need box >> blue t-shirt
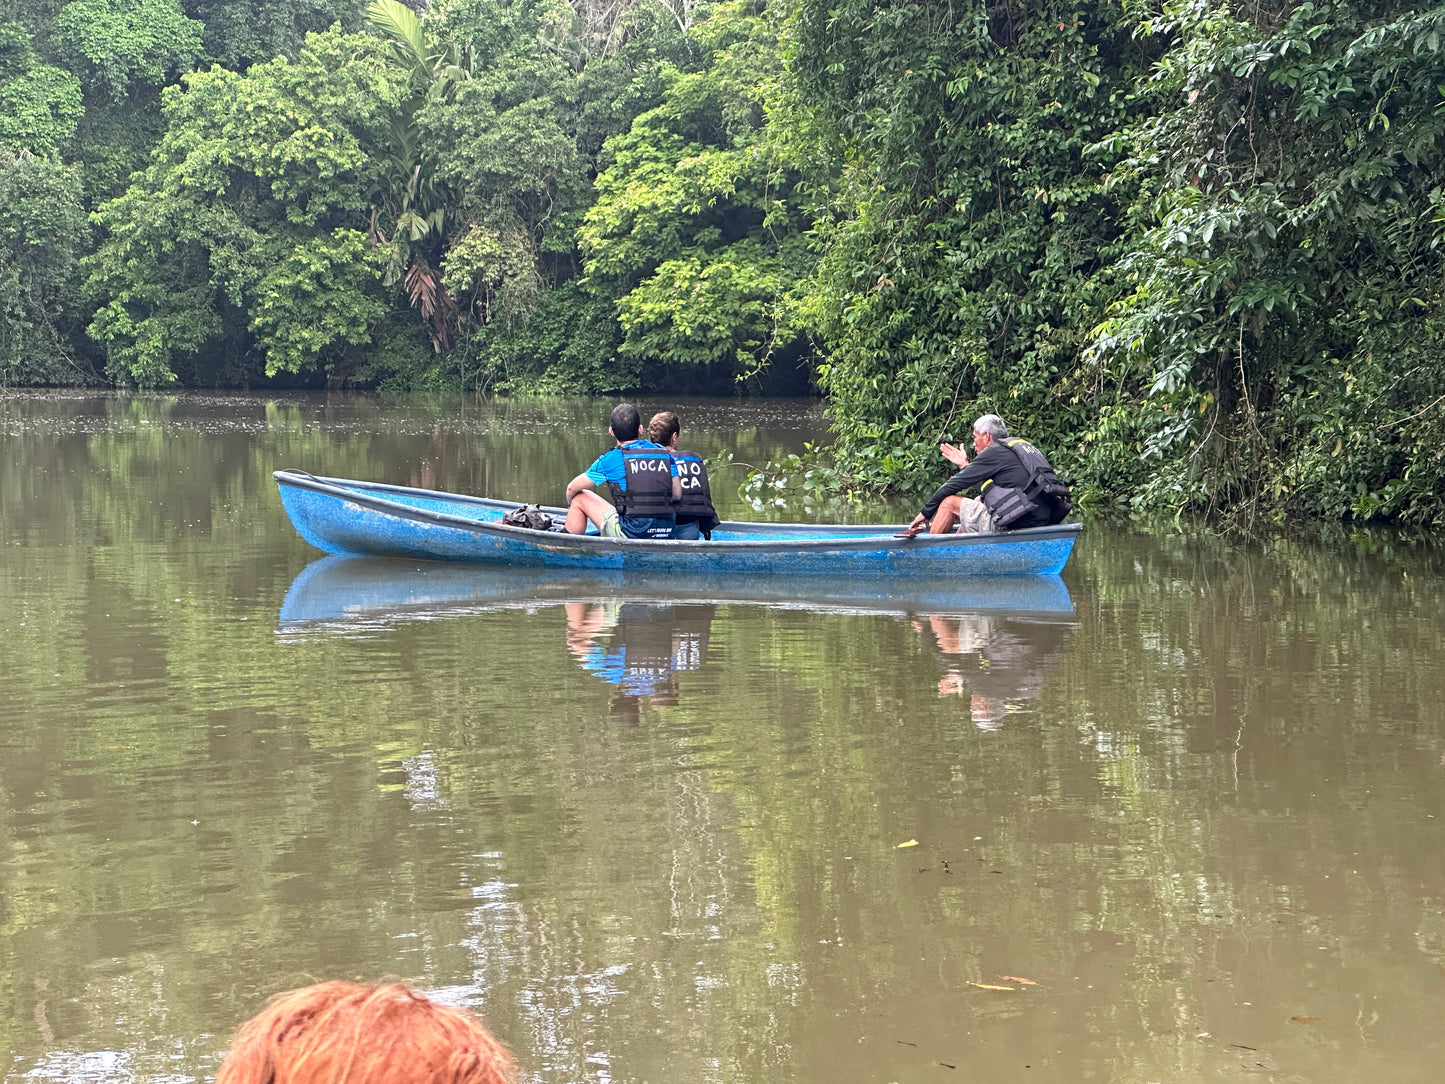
[578,626,705,696]
[585,440,679,489]
[579,646,673,696]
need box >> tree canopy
[4,0,1445,527]
[83,27,401,384]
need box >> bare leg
[566,489,615,534]
[564,602,607,657]
[931,495,996,534]
[928,614,961,654]
[929,494,963,534]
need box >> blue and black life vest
[978,438,1072,528]
[672,449,719,536]
[608,444,675,518]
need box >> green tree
[0,149,89,384]
[180,0,362,71]
[580,0,814,379]
[1087,1,1445,528]
[788,0,1158,495]
[83,27,403,385]
[0,19,84,155]
[421,0,592,350]
[786,0,1445,530]
[364,0,473,351]
[413,0,698,390]
[49,0,204,200]
[51,0,203,101]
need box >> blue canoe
[274,470,1081,577]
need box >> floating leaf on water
[967,981,1015,991]
[1290,1015,1320,1024]
[999,976,1038,986]
[896,839,920,848]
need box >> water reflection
[565,602,714,719]
[279,558,1078,727]
[912,612,1074,729]
[277,556,1077,634]
[10,392,1445,1084]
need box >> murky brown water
[3,391,1444,1083]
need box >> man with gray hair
[903,414,1071,536]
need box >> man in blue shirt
[564,403,680,538]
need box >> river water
[2,391,1443,1083]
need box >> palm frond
[366,0,426,68]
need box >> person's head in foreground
[215,981,515,1084]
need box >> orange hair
[214,981,515,1084]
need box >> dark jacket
[919,440,1068,529]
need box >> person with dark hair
[648,410,720,540]
[902,413,1071,536]
[214,980,515,1084]
[565,403,680,538]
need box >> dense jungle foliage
[2,0,1444,528]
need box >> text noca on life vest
[626,459,670,472]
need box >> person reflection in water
[214,980,514,1084]
[565,600,714,720]
[913,613,1072,730]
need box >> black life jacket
[609,603,695,694]
[608,443,676,519]
[978,438,1072,528]
[672,450,720,536]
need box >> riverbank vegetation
[2,0,1443,527]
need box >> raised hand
[940,442,969,468]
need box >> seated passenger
[648,410,720,539]
[564,402,680,538]
[903,414,1071,536]
[214,980,515,1084]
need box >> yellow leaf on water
[896,839,920,848]
[967,982,1015,991]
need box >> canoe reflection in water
[278,556,1077,634]
[913,612,1075,730]
[277,558,1076,724]
[565,601,714,722]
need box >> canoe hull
[275,470,1080,577]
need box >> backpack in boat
[501,503,554,531]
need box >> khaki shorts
[600,510,624,538]
[956,497,997,534]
